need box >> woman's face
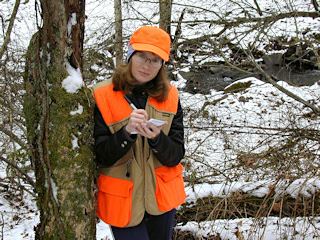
[131,51,162,85]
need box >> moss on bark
[23,1,96,239]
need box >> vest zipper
[126,158,133,177]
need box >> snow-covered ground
[1,0,320,239]
[2,76,320,239]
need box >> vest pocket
[97,174,134,227]
[154,164,186,212]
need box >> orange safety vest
[92,78,186,228]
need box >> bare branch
[0,0,21,61]
[0,95,24,117]
[312,0,320,12]
[172,11,320,26]
[0,124,26,148]
[251,57,320,115]
[0,155,36,191]
[253,0,263,16]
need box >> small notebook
[131,118,166,134]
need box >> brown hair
[112,60,170,102]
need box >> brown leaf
[234,230,245,240]
[246,158,255,167]
[272,202,281,212]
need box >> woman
[92,26,186,240]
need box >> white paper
[148,118,166,126]
[131,118,166,134]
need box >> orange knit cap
[129,26,171,62]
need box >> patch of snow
[62,62,84,93]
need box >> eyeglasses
[134,53,162,68]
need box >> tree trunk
[114,0,123,66]
[159,0,172,35]
[23,1,96,239]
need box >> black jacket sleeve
[147,100,185,167]
[93,105,137,167]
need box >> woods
[1,0,320,239]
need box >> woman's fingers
[126,109,148,134]
[140,121,168,139]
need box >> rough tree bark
[23,0,96,239]
[159,0,172,35]
[114,0,123,66]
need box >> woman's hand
[141,120,168,141]
[125,109,148,134]
[125,109,168,140]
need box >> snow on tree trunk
[23,1,96,239]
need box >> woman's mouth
[139,71,149,77]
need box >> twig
[252,59,320,115]
[1,212,4,240]
[0,0,21,60]
[0,156,36,191]
[0,125,26,149]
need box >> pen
[124,96,138,110]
